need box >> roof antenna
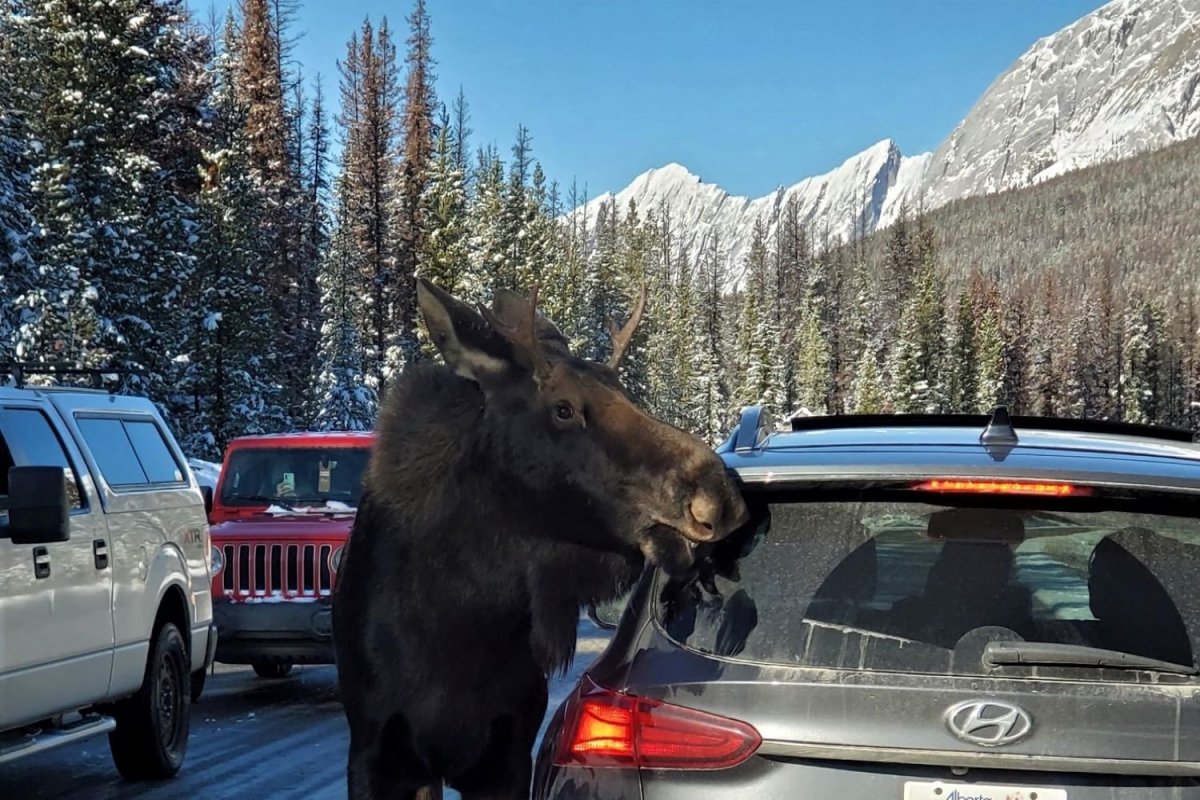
[981,405,1018,460]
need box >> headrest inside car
[926,508,1025,544]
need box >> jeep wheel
[109,622,191,780]
[253,661,294,679]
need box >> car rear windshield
[220,447,369,508]
[656,488,1200,679]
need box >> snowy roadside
[188,457,221,491]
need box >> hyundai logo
[944,699,1032,747]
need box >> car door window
[123,420,185,484]
[0,407,86,511]
[76,417,148,487]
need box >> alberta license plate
[904,781,1067,800]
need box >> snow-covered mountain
[922,0,1200,207]
[578,141,929,278]
[576,0,1200,285]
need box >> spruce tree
[420,111,470,298]
[395,0,436,366]
[0,37,38,363]
[180,19,288,457]
[316,189,378,430]
[335,18,404,390]
[236,0,307,420]
[10,0,204,405]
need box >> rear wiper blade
[984,641,1197,675]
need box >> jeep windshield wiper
[237,495,293,510]
[984,641,1197,675]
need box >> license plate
[904,781,1067,800]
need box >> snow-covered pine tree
[179,17,288,457]
[0,28,38,362]
[887,257,946,413]
[734,218,785,412]
[465,146,508,305]
[850,344,885,414]
[1122,295,1167,424]
[577,198,622,362]
[236,0,307,422]
[394,0,437,367]
[10,0,204,406]
[420,109,469,299]
[946,283,978,412]
[612,201,654,405]
[690,234,732,443]
[793,294,832,414]
[974,291,1005,413]
[316,188,378,431]
[335,18,404,391]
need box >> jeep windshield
[658,486,1200,680]
[219,447,370,509]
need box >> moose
[332,278,748,800]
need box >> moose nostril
[689,496,719,533]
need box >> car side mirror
[201,485,214,517]
[5,466,70,545]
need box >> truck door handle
[32,546,50,579]
[93,539,109,570]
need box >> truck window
[123,420,185,484]
[0,407,85,510]
[76,417,149,487]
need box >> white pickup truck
[0,378,216,780]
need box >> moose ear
[416,278,514,383]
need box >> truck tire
[109,622,191,780]
[253,660,293,679]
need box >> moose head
[415,278,748,572]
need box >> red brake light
[913,479,1090,497]
[554,677,761,770]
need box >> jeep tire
[253,660,293,679]
[109,622,191,780]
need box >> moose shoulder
[332,279,748,800]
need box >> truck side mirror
[201,485,214,517]
[5,466,70,545]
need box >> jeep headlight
[210,545,224,577]
[330,545,344,572]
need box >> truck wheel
[252,661,293,679]
[109,622,191,780]
[190,667,207,703]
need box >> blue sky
[202,0,1104,199]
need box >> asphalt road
[0,618,613,800]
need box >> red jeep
[208,431,375,677]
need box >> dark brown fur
[333,281,747,800]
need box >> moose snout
[683,466,749,543]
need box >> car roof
[719,407,1200,493]
[0,384,161,416]
[226,431,377,449]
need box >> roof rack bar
[787,410,1195,444]
[0,362,148,391]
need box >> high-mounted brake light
[554,677,761,770]
[914,479,1091,497]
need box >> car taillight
[553,676,761,770]
[913,478,1090,497]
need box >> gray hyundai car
[533,406,1200,800]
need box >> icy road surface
[0,616,613,799]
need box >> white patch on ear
[418,281,511,383]
[457,350,509,381]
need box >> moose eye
[554,402,575,422]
